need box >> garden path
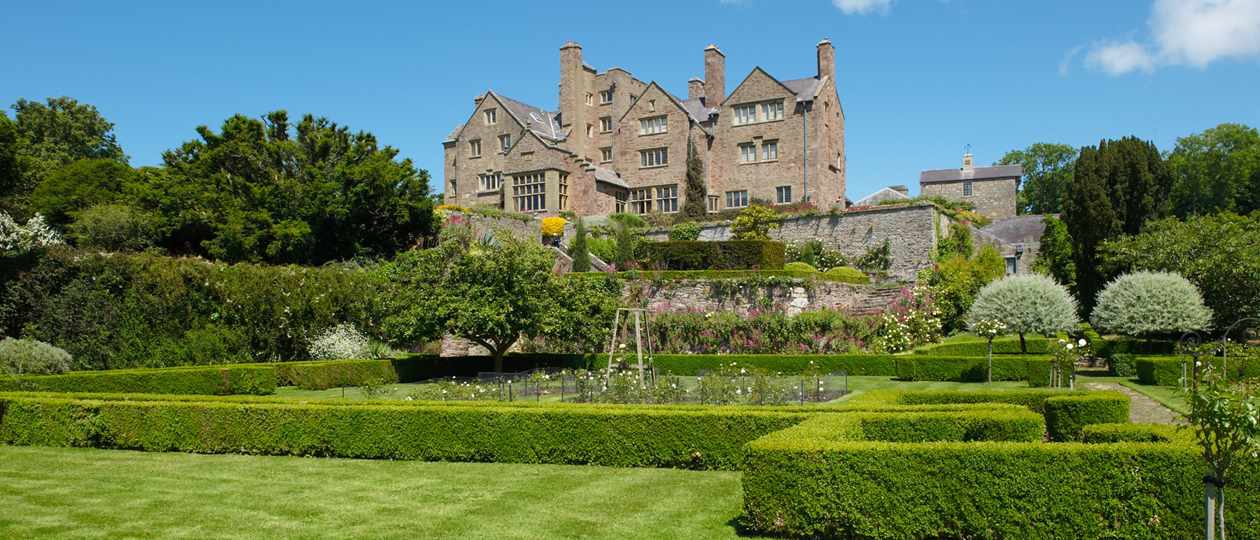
[1084,382,1183,425]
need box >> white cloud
[832,0,894,15]
[1151,0,1260,67]
[1085,41,1157,75]
[1080,0,1260,75]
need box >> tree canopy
[1168,123,1260,218]
[966,274,1079,353]
[1091,271,1213,338]
[144,110,433,264]
[998,143,1076,215]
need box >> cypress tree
[683,139,707,218]
[570,218,591,272]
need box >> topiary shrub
[783,261,817,273]
[823,266,869,284]
[965,274,1079,353]
[1109,353,1137,377]
[0,338,73,375]
[1044,393,1130,441]
[1091,271,1213,338]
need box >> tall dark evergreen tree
[1063,137,1171,314]
[682,139,707,218]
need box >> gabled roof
[679,97,718,125]
[446,91,565,145]
[978,215,1048,245]
[724,67,798,107]
[853,186,910,207]
[781,76,829,103]
[920,164,1022,184]
[619,81,713,136]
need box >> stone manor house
[443,40,846,216]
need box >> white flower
[1066,344,1074,350]
[1078,338,1087,347]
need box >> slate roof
[853,186,910,207]
[781,76,826,102]
[593,165,628,189]
[920,164,1022,184]
[978,214,1048,245]
[496,93,565,142]
[679,96,718,125]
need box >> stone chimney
[890,185,909,197]
[962,152,974,171]
[474,95,484,108]
[816,38,835,82]
[704,44,725,107]
[559,41,584,130]
[687,77,705,101]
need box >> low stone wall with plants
[623,277,904,318]
[643,204,948,281]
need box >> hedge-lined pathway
[1084,382,1183,424]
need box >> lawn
[1119,379,1190,414]
[272,375,1033,403]
[0,446,747,539]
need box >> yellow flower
[541,216,567,237]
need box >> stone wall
[920,177,1017,221]
[644,203,948,281]
[627,279,904,317]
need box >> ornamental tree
[1091,271,1212,338]
[965,274,1079,353]
[731,204,779,241]
[570,218,591,272]
[1185,362,1259,540]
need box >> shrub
[1136,356,1260,386]
[1110,353,1137,377]
[0,365,276,395]
[893,356,1054,383]
[782,261,816,273]
[0,394,804,470]
[569,218,591,272]
[913,335,1050,355]
[1081,423,1185,443]
[641,240,784,270]
[307,324,372,360]
[965,274,1079,353]
[540,216,566,238]
[0,212,63,256]
[1043,393,1130,441]
[730,205,780,240]
[67,204,159,251]
[855,239,891,274]
[277,359,401,390]
[742,434,1258,538]
[1091,271,1213,337]
[668,221,702,241]
[645,310,881,355]
[822,266,868,284]
[0,338,73,375]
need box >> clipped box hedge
[1043,393,1130,441]
[0,395,804,470]
[913,335,1050,356]
[1080,423,1187,444]
[1135,356,1260,386]
[742,435,1258,539]
[0,365,275,395]
[644,354,898,376]
[642,240,785,270]
[894,356,1054,383]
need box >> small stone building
[919,153,1020,220]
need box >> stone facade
[644,203,952,281]
[919,153,1020,221]
[443,39,846,218]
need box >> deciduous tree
[998,143,1076,214]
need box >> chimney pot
[687,77,705,101]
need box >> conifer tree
[570,218,591,272]
[683,139,707,218]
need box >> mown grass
[0,446,747,539]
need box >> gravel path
[1085,382,1184,425]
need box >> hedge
[641,240,785,270]
[0,395,803,470]
[742,436,1258,539]
[1135,355,1260,386]
[643,354,898,376]
[0,365,275,395]
[1096,337,1177,358]
[280,354,597,389]
[893,356,1054,383]
[1080,423,1187,444]
[1043,393,1130,441]
[913,335,1050,355]
[886,388,1091,414]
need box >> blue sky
[3,0,1258,199]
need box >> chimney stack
[890,185,909,197]
[962,152,974,171]
[474,95,484,107]
[687,77,705,101]
[816,38,835,82]
[559,41,584,130]
[703,44,725,107]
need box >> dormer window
[483,108,497,125]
